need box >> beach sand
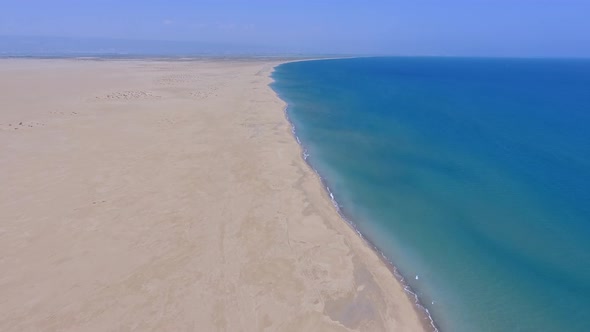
[0,59,426,331]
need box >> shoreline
[268,63,439,332]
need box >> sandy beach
[0,59,425,331]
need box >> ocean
[271,57,590,332]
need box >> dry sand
[0,59,426,331]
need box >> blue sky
[0,0,589,56]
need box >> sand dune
[0,59,426,331]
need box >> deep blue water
[271,57,590,332]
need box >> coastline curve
[269,62,440,332]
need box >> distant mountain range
[0,35,303,57]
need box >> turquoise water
[271,57,590,332]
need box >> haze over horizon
[1,0,589,57]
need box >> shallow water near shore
[271,57,590,332]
